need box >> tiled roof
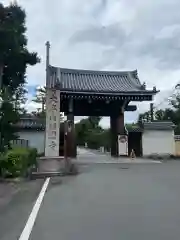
[126,121,175,133]
[15,118,45,129]
[143,121,175,130]
[49,66,157,94]
[15,117,66,131]
[127,127,143,133]
[175,135,180,140]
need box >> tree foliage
[0,2,39,152]
[0,100,19,151]
[33,86,46,113]
[138,108,175,122]
[32,86,65,121]
[137,91,180,134]
[0,3,39,93]
[75,117,110,150]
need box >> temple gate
[44,42,158,158]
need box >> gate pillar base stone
[35,157,77,177]
[38,156,65,173]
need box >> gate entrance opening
[128,131,143,157]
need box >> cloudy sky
[3,0,180,127]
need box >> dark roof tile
[49,66,156,94]
[143,121,175,130]
[127,127,143,133]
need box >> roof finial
[132,69,138,79]
[141,82,146,90]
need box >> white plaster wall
[17,131,45,153]
[142,130,175,155]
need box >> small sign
[118,135,128,156]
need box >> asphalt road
[2,150,180,240]
[29,151,180,240]
[0,179,44,240]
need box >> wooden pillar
[67,99,77,158]
[45,88,60,157]
[110,116,118,157]
[116,113,124,134]
[110,113,125,157]
[67,114,77,158]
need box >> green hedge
[0,147,37,178]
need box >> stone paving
[76,147,162,164]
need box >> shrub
[3,148,29,177]
[0,147,38,178]
[0,152,6,177]
[27,148,37,167]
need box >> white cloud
[23,90,40,113]
[2,0,180,126]
[24,100,40,113]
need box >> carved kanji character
[49,140,56,150]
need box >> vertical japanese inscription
[45,89,60,157]
[48,90,58,145]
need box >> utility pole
[45,41,50,87]
[44,41,50,155]
[150,103,154,122]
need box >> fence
[11,139,29,148]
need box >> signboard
[45,89,60,157]
[118,135,128,156]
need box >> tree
[0,100,19,151]
[32,86,66,121]
[0,3,39,151]
[138,111,151,122]
[137,96,180,134]
[33,86,46,113]
[154,108,175,121]
[138,108,175,122]
[75,117,105,149]
[88,116,102,129]
[0,3,39,94]
[12,84,28,112]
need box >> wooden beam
[63,105,137,116]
